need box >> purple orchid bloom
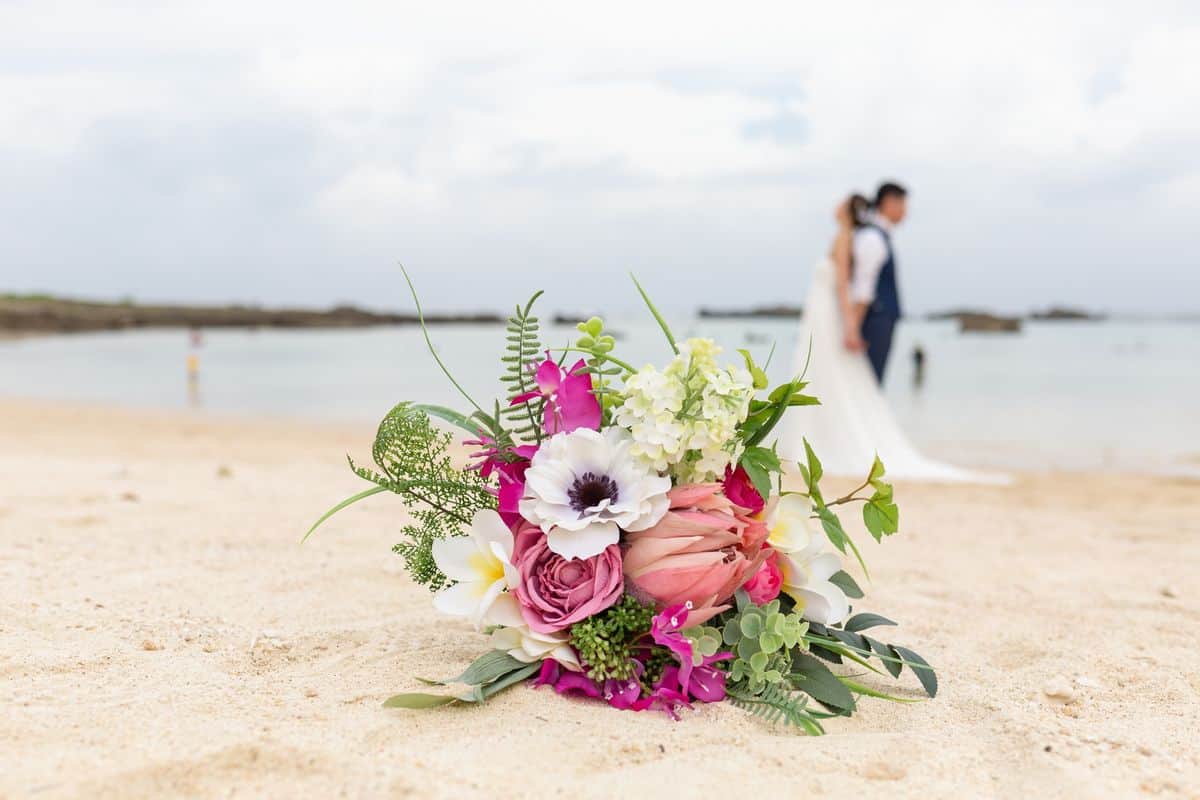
[649,603,732,705]
[465,437,537,528]
[510,354,601,435]
[650,603,696,693]
[533,660,601,699]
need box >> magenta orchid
[510,354,601,435]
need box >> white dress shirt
[850,214,894,305]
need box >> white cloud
[0,0,1198,312]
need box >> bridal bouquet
[306,272,935,732]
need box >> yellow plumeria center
[468,551,505,588]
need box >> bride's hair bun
[848,193,870,227]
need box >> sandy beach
[2,398,1198,799]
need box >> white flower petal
[798,581,850,626]
[545,521,618,560]
[483,592,526,628]
[432,580,486,619]
[431,536,483,582]
[471,509,514,560]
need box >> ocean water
[3,318,1198,476]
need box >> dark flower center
[568,472,619,513]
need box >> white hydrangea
[615,337,754,482]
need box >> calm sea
[3,318,1197,476]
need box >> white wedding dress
[779,256,1006,484]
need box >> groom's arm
[849,229,887,328]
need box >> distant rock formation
[0,294,502,335]
[1028,306,1106,321]
[698,305,802,319]
[926,308,1022,333]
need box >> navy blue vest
[862,223,901,318]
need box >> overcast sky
[2,1,1198,314]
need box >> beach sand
[2,398,1198,799]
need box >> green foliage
[862,455,900,540]
[829,570,864,599]
[726,683,825,735]
[805,621,938,698]
[569,595,658,682]
[740,377,819,448]
[717,593,809,696]
[790,651,856,714]
[336,403,495,591]
[736,348,770,390]
[572,316,627,421]
[500,291,547,442]
[630,273,679,355]
[738,445,781,501]
[383,650,541,708]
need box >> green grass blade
[630,273,679,355]
[302,485,387,543]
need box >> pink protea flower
[623,484,770,625]
[510,354,601,435]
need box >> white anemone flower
[486,594,581,670]
[766,494,850,625]
[519,427,671,560]
[431,509,519,628]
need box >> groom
[849,182,907,383]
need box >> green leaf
[480,661,541,698]
[817,507,847,553]
[301,485,387,543]
[867,637,903,678]
[862,498,900,541]
[892,645,938,698]
[844,613,898,633]
[739,446,781,501]
[630,273,679,355]
[437,650,530,687]
[838,677,922,703]
[790,651,856,713]
[787,394,821,407]
[409,403,481,436]
[382,692,461,709]
[829,570,865,599]
[736,349,770,390]
[802,438,823,484]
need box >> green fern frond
[499,291,546,442]
[349,403,497,590]
[726,684,826,735]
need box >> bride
[780,192,1004,483]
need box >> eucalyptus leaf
[382,692,461,709]
[440,650,530,687]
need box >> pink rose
[512,523,623,633]
[743,548,782,604]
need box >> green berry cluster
[568,595,655,682]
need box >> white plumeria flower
[766,494,850,625]
[431,509,519,629]
[519,427,671,560]
[486,594,581,670]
